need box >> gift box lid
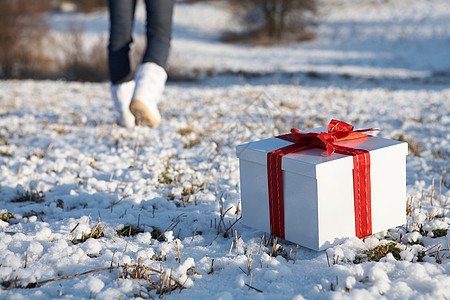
[236,127,408,178]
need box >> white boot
[111,80,136,127]
[129,62,167,126]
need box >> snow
[87,277,105,294]
[1,0,450,299]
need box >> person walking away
[108,0,174,127]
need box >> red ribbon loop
[267,120,376,240]
[285,120,376,156]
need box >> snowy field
[1,0,449,299]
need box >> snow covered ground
[1,0,449,299]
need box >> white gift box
[237,126,408,251]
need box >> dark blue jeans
[108,0,174,85]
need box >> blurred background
[0,0,318,82]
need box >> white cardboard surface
[237,128,408,251]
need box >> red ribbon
[267,120,376,240]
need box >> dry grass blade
[0,211,14,222]
[175,241,181,263]
[247,249,254,275]
[363,242,402,262]
[116,225,144,237]
[70,220,106,244]
[228,241,234,257]
[293,245,299,264]
[191,227,198,242]
[158,213,185,240]
[406,196,413,217]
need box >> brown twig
[326,252,331,267]
[24,247,28,269]
[32,266,119,287]
[223,217,242,236]
[228,241,234,257]
[247,249,254,275]
[17,162,22,180]
[436,245,442,264]
[208,259,215,274]
[293,245,299,264]
[267,252,272,267]
[70,223,80,233]
[191,227,197,242]
[175,241,181,263]
[259,234,264,255]
[111,249,117,269]
[209,233,221,246]
[158,215,183,240]
[245,283,263,293]
[89,222,100,238]
[210,216,241,246]
[98,224,107,237]
[424,243,441,253]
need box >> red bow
[267,120,377,240]
[280,119,376,156]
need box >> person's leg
[129,0,174,126]
[142,0,174,69]
[108,0,137,127]
[108,0,137,84]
